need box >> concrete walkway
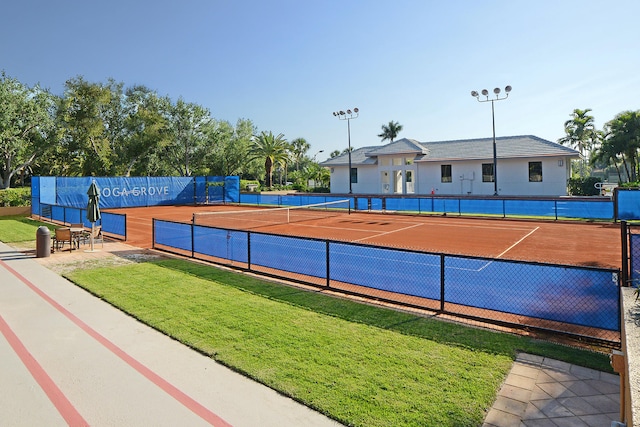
[0,239,622,426]
[484,353,620,426]
[0,241,342,427]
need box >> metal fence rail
[34,200,127,240]
[153,218,621,346]
[239,193,616,220]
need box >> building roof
[320,135,580,166]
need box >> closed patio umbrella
[87,181,101,251]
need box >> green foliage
[0,71,56,188]
[0,187,31,207]
[0,216,56,242]
[311,186,330,193]
[241,179,260,192]
[619,181,640,188]
[378,120,403,143]
[248,131,289,188]
[567,177,601,196]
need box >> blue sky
[2,0,638,161]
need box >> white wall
[330,156,573,196]
[328,165,379,194]
[416,157,571,196]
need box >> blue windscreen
[618,190,640,220]
[194,226,248,263]
[154,220,193,251]
[444,256,619,330]
[251,233,327,278]
[329,243,442,300]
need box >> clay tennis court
[107,204,622,269]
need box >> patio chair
[70,223,88,246]
[87,225,104,248]
[53,228,74,252]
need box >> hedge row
[0,187,31,207]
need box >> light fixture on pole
[471,86,512,196]
[332,108,359,194]
[312,150,324,162]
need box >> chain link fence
[154,219,621,347]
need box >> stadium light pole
[471,86,512,196]
[312,149,324,162]
[332,108,359,194]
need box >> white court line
[477,226,540,271]
[495,226,540,259]
[348,215,535,231]
[352,223,425,242]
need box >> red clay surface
[108,205,622,269]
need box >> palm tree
[605,110,640,182]
[248,131,288,188]
[290,137,310,171]
[558,109,596,177]
[590,130,623,182]
[378,120,403,143]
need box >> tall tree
[290,137,310,171]
[0,72,55,188]
[591,129,623,182]
[378,120,403,143]
[56,76,115,176]
[165,98,213,176]
[248,131,288,188]
[206,118,256,177]
[558,108,596,177]
[119,86,171,176]
[605,110,640,182]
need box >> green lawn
[0,215,55,242]
[0,216,613,426]
[66,260,611,427]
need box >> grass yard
[0,215,55,242]
[65,260,611,427]
[0,215,613,426]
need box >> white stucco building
[320,135,580,197]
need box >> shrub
[311,187,330,193]
[0,187,31,207]
[567,177,601,196]
[241,179,260,192]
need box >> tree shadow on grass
[151,258,611,372]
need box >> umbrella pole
[91,224,95,251]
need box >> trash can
[36,226,51,258]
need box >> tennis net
[192,199,350,230]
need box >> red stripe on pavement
[1,259,232,427]
[0,314,89,426]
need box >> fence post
[325,241,330,288]
[440,254,445,311]
[621,220,629,286]
[191,222,195,258]
[247,232,252,270]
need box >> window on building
[482,163,494,182]
[405,158,414,165]
[380,158,390,166]
[529,162,542,182]
[350,167,358,184]
[393,158,402,166]
[441,164,452,183]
